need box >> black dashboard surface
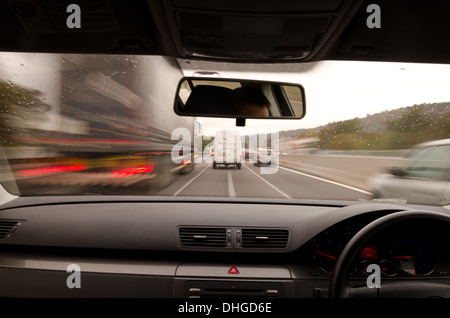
[1,196,450,297]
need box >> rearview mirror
[174,77,305,120]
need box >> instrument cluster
[310,216,449,277]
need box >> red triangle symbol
[228,265,239,274]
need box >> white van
[212,130,243,169]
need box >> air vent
[179,227,227,248]
[241,228,289,249]
[0,220,22,239]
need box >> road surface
[12,161,373,201]
[154,162,371,200]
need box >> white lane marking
[172,165,210,196]
[227,170,236,197]
[279,166,372,195]
[243,164,292,199]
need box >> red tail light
[111,166,153,178]
[17,165,85,177]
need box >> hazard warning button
[228,265,239,274]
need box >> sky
[195,60,450,136]
[3,53,450,139]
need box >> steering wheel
[329,210,450,298]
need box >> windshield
[2,52,450,206]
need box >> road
[13,160,374,200]
[154,162,372,201]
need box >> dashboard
[1,196,450,298]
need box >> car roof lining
[0,0,449,64]
[159,0,361,62]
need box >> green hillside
[279,102,450,150]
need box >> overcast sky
[3,53,450,138]
[194,60,450,136]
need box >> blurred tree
[0,80,52,145]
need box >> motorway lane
[17,162,373,200]
[158,163,231,197]
[155,162,372,201]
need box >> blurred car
[370,139,450,206]
[254,148,277,166]
[244,148,253,159]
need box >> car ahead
[371,139,450,206]
[212,130,243,169]
[244,148,253,159]
[254,148,277,166]
[3,0,450,303]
